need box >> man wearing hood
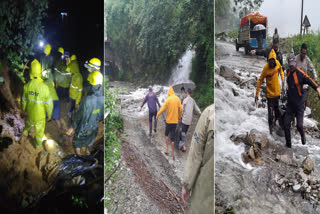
[66,71,103,155]
[255,49,284,134]
[21,59,53,149]
[284,54,320,148]
[156,87,183,160]
[68,54,83,122]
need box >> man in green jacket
[181,104,214,214]
[54,50,72,101]
[21,59,53,149]
[67,71,103,155]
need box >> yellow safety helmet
[85,58,101,71]
[87,71,103,85]
[44,44,51,55]
[30,59,42,79]
[70,54,77,61]
[58,47,64,55]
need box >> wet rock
[249,129,269,149]
[293,184,301,192]
[230,133,248,144]
[232,88,239,96]
[248,146,255,160]
[276,178,284,186]
[242,153,250,164]
[301,156,314,175]
[219,65,241,82]
[278,155,292,164]
[36,150,48,171]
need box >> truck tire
[245,44,250,55]
[236,39,239,51]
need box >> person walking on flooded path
[179,88,201,152]
[156,86,182,160]
[66,71,103,156]
[251,38,284,67]
[179,87,187,104]
[21,59,53,149]
[295,43,318,109]
[255,49,284,135]
[139,86,161,136]
[181,104,214,214]
[284,54,320,148]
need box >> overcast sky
[259,0,320,37]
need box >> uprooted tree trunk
[0,59,22,114]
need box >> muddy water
[215,41,320,214]
[0,98,104,213]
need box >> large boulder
[219,65,241,82]
[301,156,314,175]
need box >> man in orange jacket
[255,49,284,134]
[156,86,183,160]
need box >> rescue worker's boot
[269,125,273,135]
[301,133,306,145]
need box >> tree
[0,0,48,112]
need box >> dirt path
[106,81,199,213]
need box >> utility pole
[300,0,304,35]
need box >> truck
[236,12,268,54]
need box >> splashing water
[168,48,195,86]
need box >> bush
[104,77,123,177]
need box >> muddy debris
[122,142,184,214]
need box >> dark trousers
[68,98,76,120]
[303,88,308,110]
[57,86,69,101]
[149,111,157,134]
[284,103,305,145]
[267,97,280,126]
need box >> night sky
[43,0,104,69]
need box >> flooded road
[215,40,320,214]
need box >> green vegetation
[0,0,47,70]
[104,77,123,176]
[71,195,88,208]
[106,0,214,107]
[0,0,48,111]
[104,77,123,208]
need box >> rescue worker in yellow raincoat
[156,86,183,160]
[84,58,101,96]
[21,59,53,148]
[68,54,83,121]
[181,104,214,214]
[255,49,284,135]
[40,44,54,81]
[42,69,62,138]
